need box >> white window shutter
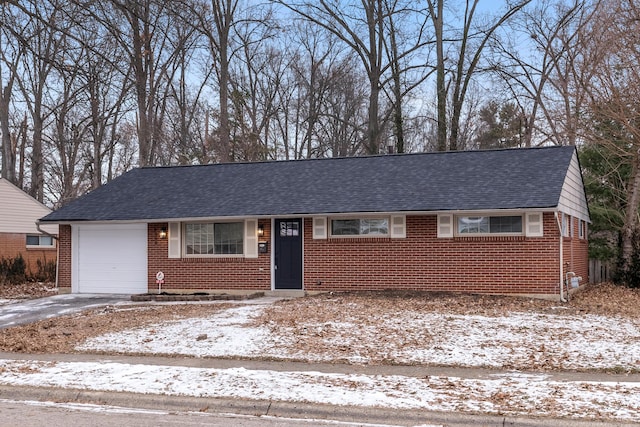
[245,219,258,258]
[390,215,406,238]
[168,222,181,258]
[437,214,454,238]
[313,217,327,239]
[526,212,543,237]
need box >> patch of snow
[77,305,270,357]
[78,305,640,372]
[0,359,638,421]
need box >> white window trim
[168,222,181,258]
[312,217,327,239]
[437,214,454,238]
[562,213,570,237]
[182,220,247,258]
[329,216,390,238]
[454,214,525,237]
[26,234,56,248]
[579,219,586,239]
[390,215,406,239]
[525,212,544,237]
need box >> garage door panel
[74,224,148,294]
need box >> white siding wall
[0,179,58,234]
[558,151,590,222]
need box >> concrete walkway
[1,351,639,384]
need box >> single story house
[40,146,589,300]
[0,178,58,276]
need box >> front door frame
[271,218,304,290]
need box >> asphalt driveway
[0,294,130,329]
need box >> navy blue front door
[274,219,303,290]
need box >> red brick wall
[57,225,71,291]
[147,222,272,291]
[56,212,589,297]
[304,213,567,295]
[0,232,57,278]
[563,216,589,287]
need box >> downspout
[36,221,59,290]
[554,213,567,303]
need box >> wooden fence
[589,259,613,284]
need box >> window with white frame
[330,218,389,236]
[456,215,523,235]
[26,235,55,247]
[579,219,586,239]
[184,222,244,255]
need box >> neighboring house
[40,146,590,300]
[0,178,58,276]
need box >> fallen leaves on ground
[0,282,56,300]
[0,304,232,353]
[0,282,639,372]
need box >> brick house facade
[44,146,590,300]
[0,178,58,277]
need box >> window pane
[279,221,299,237]
[332,219,360,236]
[40,236,54,246]
[360,218,389,235]
[331,218,389,236]
[458,217,489,234]
[26,235,40,245]
[185,223,214,254]
[489,216,522,233]
[214,222,244,254]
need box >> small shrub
[0,254,27,285]
[30,258,57,282]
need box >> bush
[0,254,27,286]
[614,234,640,289]
[30,258,57,282]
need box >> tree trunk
[30,104,44,202]
[0,84,16,183]
[620,150,640,272]
[431,0,447,152]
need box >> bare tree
[489,0,599,147]
[428,0,532,151]
[86,0,181,167]
[579,0,640,275]
[11,1,67,201]
[273,0,430,155]
[0,4,24,184]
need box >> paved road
[0,399,413,427]
[0,294,130,329]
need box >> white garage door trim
[71,223,148,294]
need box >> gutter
[554,212,567,303]
[36,221,59,241]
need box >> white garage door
[73,223,148,294]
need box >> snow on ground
[0,359,639,421]
[78,304,640,372]
[1,301,637,422]
[77,305,268,356]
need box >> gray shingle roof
[40,146,577,222]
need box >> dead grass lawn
[0,282,638,356]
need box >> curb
[1,385,639,427]
[130,291,265,302]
